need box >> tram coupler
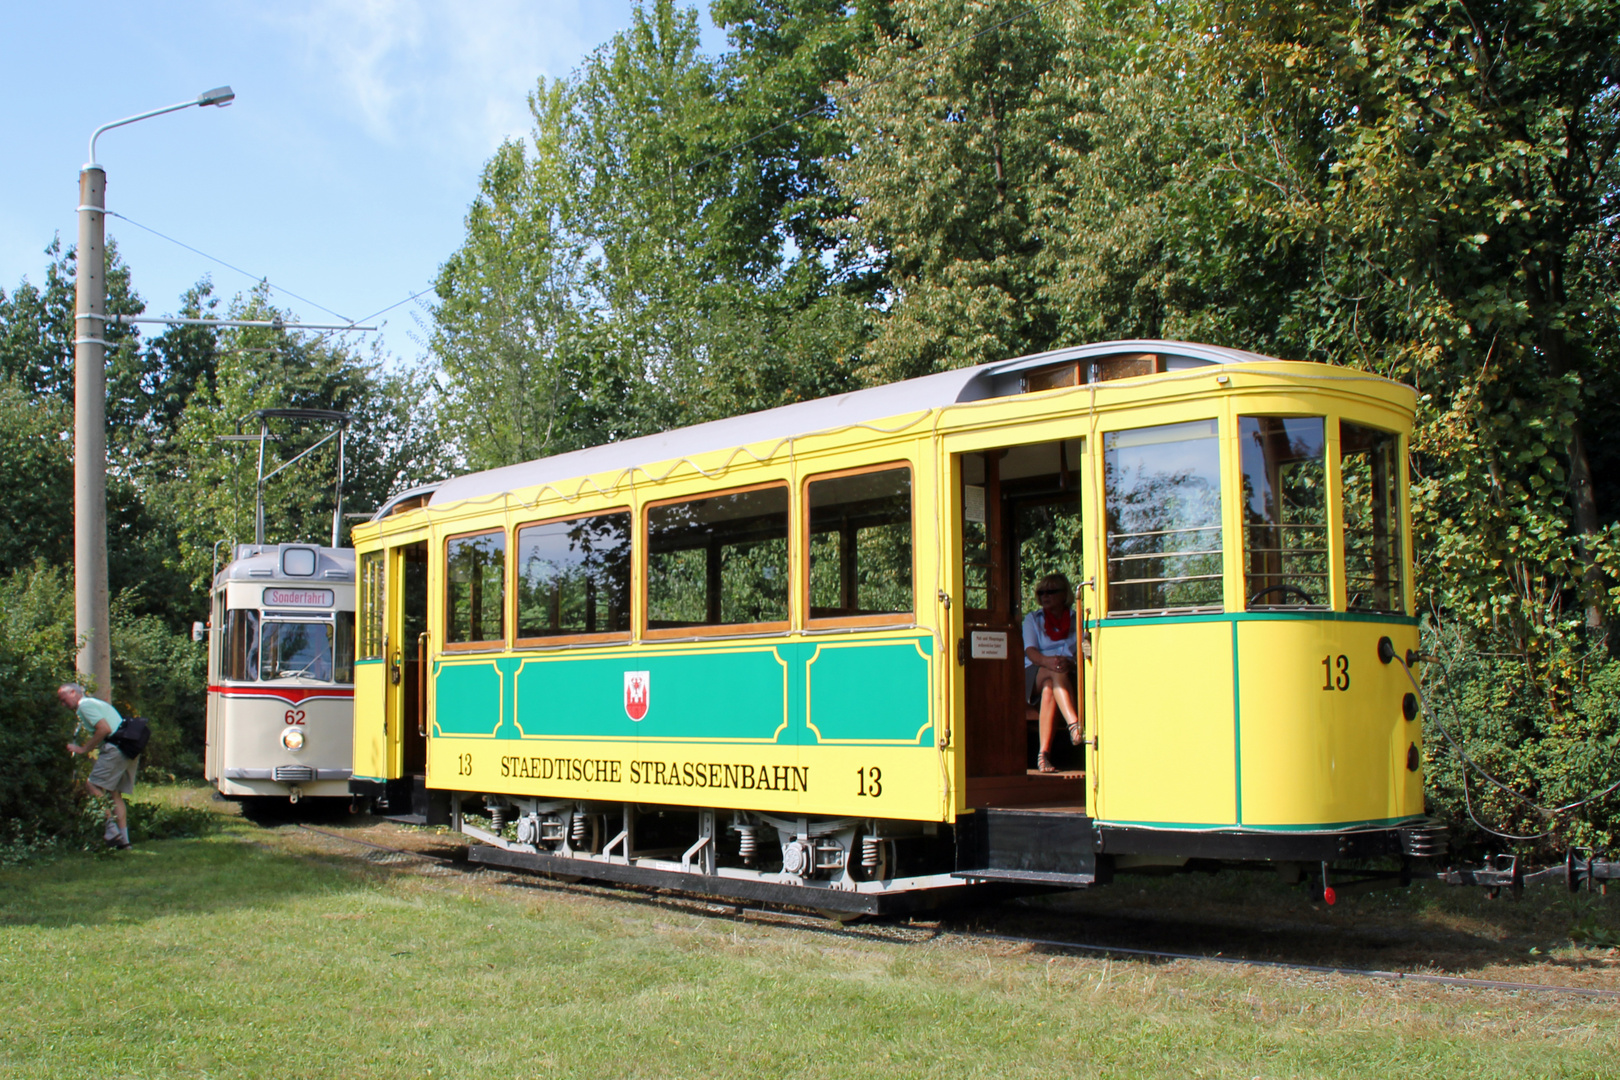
[1440,849,1617,897]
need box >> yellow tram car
[350,340,1439,914]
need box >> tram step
[954,808,1109,886]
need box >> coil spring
[862,835,881,869]
[737,825,758,862]
[571,813,587,846]
[489,805,508,831]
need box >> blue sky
[0,1,728,364]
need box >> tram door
[955,440,1089,809]
[387,541,429,782]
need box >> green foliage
[0,564,79,838]
[158,286,450,591]
[1419,621,1620,855]
[1569,913,1620,948]
[429,0,874,470]
[833,0,1066,381]
[111,594,207,778]
[0,236,449,805]
[0,379,71,575]
[0,562,216,846]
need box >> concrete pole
[73,88,234,700]
[74,165,112,697]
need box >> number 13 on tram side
[204,544,358,819]
[350,340,1442,916]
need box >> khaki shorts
[87,744,138,795]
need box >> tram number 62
[856,767,882,798]
[1321,654,1350,691]
[283,709,306,725]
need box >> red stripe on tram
[208,686,355,705]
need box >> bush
[0,563,211,852]
[111,594,207,778]
[0,563,79,837]
[1420,624,1620,858]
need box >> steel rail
[295,826,1619,1002]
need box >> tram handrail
[417,632,429,737]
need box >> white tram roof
[215,543,355,587]
[426,339,1279,511]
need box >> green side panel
[805,639,932,744]
[437,636,935,745]
[513,648,791,741]
[433,659,508,736]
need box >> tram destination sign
[263,587,334,608]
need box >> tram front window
[260,620,335,681]
[1240,416,1328,609]
[1341,422,1404,613]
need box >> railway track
[297,824,1620,1002]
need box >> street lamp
[75,86,234,697]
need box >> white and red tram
[204,543,356,813]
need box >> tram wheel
[817,908,871,925]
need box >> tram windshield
[222,609,354,683]
[261,621,333,681]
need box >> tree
[833,0,1066,382]
[0,380,71,575]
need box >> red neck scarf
[1042,607,1072,641]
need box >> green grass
[0,790,1616,1079]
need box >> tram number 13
[1321,654,1350,691]
[856,767,882,797]
[457,753,473,777]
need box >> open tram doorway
[383,540,430,817]
[956,439,1090,809]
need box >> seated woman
[1023,572,1082,773]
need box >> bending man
[60,684,136,849]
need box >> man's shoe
[103,819,121,843]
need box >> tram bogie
[353,340,1440,908]
[204,543,357,808]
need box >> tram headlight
[282,728,306,751]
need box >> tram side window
[1240,417,1328,609]
[647,486,789,630]
[334,612,355,683]
[516,511,631,640]
[808,466,913,623]
[1104,419,1224,614]
[446,530,507,646]
[224,609,259,681]
[358,551,384,660]
[1341,422,1404,613]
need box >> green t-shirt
[75,696,124,741]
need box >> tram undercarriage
[454,794,978,916]
[446,792,1454,916]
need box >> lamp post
[75,86,234,696]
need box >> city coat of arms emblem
[624,670,650,721]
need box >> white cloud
[255,0,612,155]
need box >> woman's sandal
[1067,719,1084,746]
[1036,752,1057,773]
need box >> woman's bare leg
[1053,681,1081,741]
[1037,683,1057,755]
